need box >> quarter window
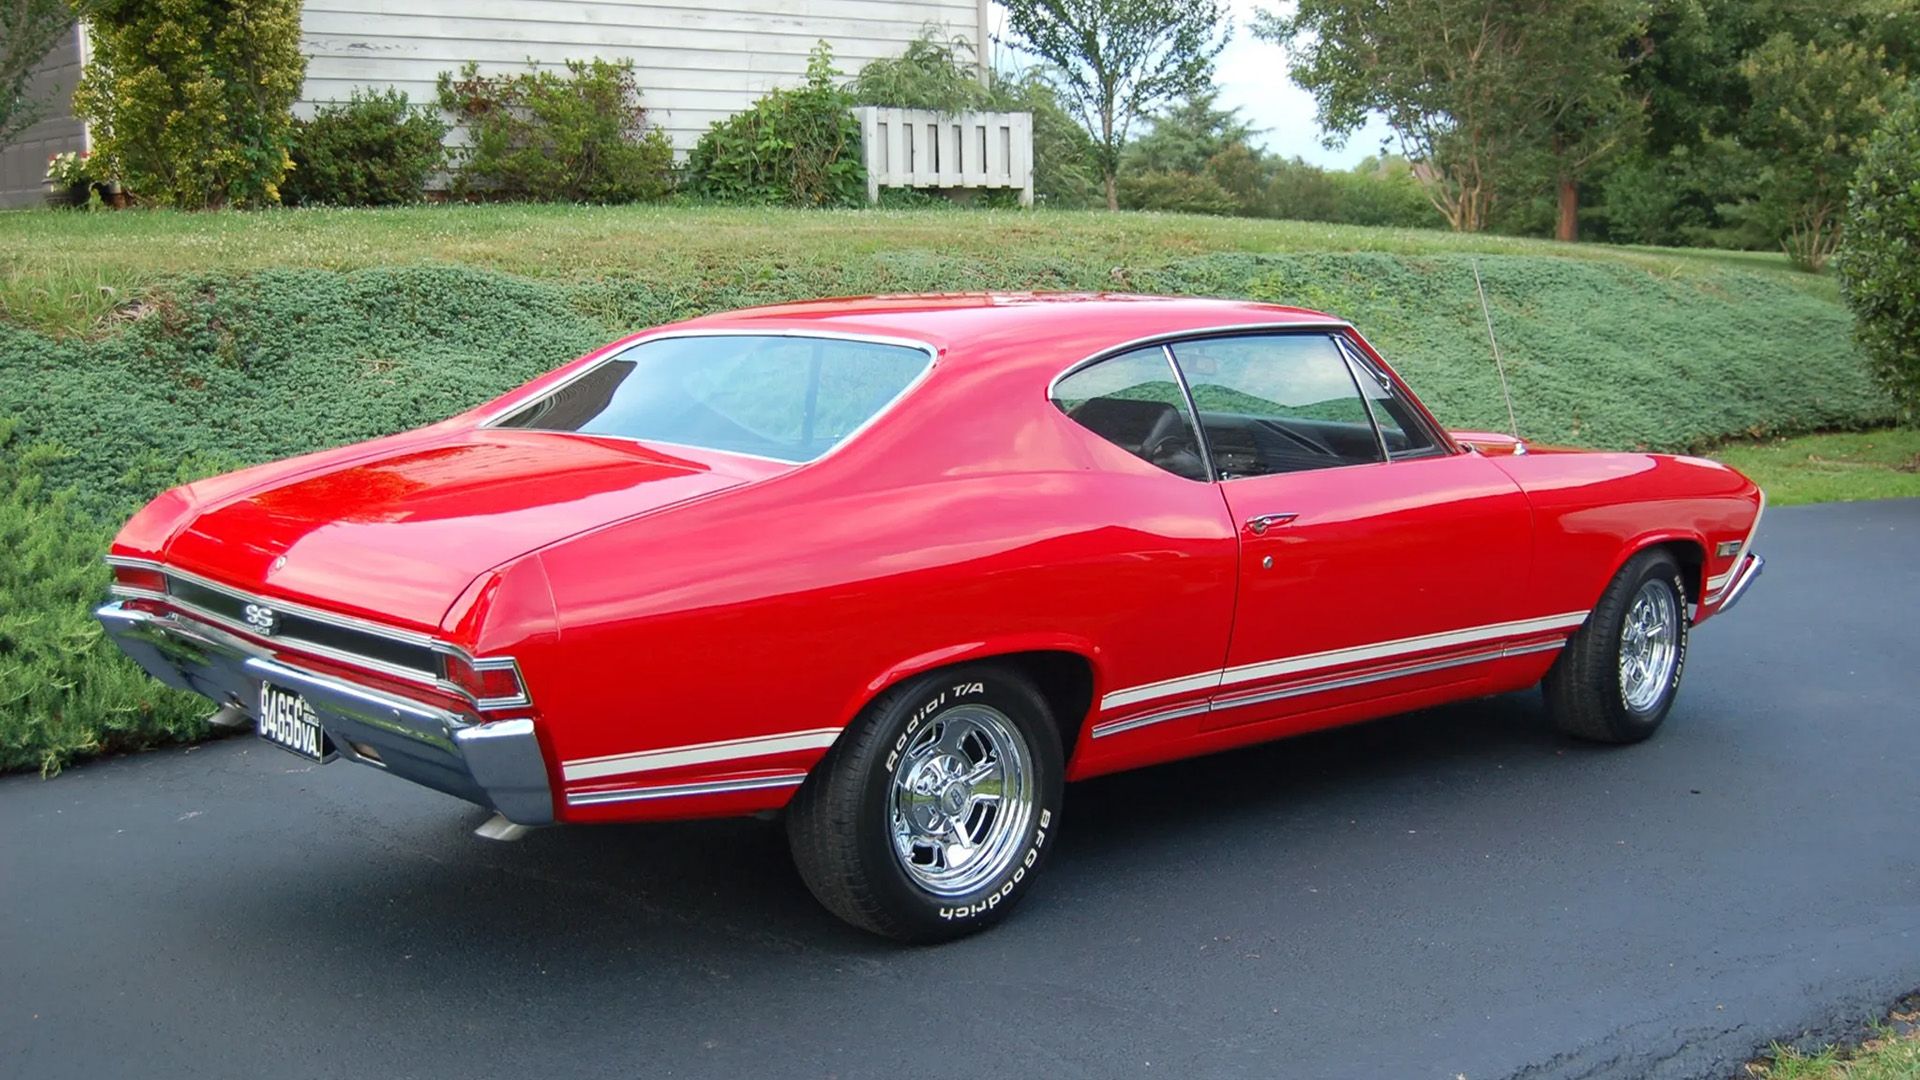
[1052,346,1209,481]
[1168,334,1384,478]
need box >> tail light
[440,652,529,709]
[111,564,168,594]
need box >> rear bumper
[96,601,555,825]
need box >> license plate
[256,683,333,762]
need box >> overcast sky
[987,0,1394,170]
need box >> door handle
[1244,512,1299,535]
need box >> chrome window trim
[475,328,941,467]
[105,555,526,709]
[1045,320,1355,403]
[1332,334,1449,461]
[1159,343,1217,483]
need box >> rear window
[493,334,931,462]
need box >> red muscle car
[99,294,1764,941]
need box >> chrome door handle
[1245,513,1299,535]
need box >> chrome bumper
[96,601,555,825]
[1715,551,1764,616]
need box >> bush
[1120,169,1240,215]
[0,422,205,776]
[1259,157,1440,229]
[436,59,674,203]
[852,32,989,113]
[284,90,448,207]
[1836,89,1920,420]
[71,0,306,208]
[688,43,865,207]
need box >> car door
[1162,332,1537,731]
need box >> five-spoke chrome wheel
[1617,578,1679,713]
[887,704,1036,897]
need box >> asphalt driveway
[3,499,1916,1080]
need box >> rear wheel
[1544,549,1690,744]
[787,664,1064,943]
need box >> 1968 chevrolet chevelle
[99,294,1764,941]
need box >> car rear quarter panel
[526,358,1241,822]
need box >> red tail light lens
[440,653,528,706]
[112,565,167,594]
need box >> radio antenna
[1472,258,1521,439]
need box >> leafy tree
[72,0,306,207]
[1121,89,1262,213]
[1739,34,1902,269]
[991,67,1105,207]
[1260,0,1645,237]
[0,0,72,148]
[1835,87,1920,416]
[999,0,1230,210]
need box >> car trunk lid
[163,430,781,630]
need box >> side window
[1168,334,1383,479]
[1337,339,1443,459]
[1051,346,1209,481]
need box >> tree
[1835,87,1920,416]
[1258,0,1645,236]
[1120,89,1264,214]
[0,0,73,149]
[999,0,1230,210]
[1740,34,1901,269]
[71,0,307,207]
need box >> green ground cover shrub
[437,59,674,203]
[285,90,448,207]
[0,240,1893,773]
[0,422,204,775]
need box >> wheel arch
[1600,531,1708,611]
[840,638,1103,764]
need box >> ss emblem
[243,603,280,634]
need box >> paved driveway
[3,499,1916,1080]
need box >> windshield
[492,334,932,462]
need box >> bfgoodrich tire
[1544,548,1690,744]
[786,664,1065,943]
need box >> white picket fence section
[855,107,1034,206]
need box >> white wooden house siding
[0,23,89,208]
[297,0,990,153]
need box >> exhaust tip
[474,813,532,841]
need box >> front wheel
[787,664,1064,943]
[1544,548,1690,744]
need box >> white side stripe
[1097,611,1590,712]
[563,727,841,783]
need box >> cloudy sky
[988,0,1394,170]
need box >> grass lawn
[1710,429,1920,505]
[0,203,1830,337]
[1752,1015,1920,1079]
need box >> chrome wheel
[887,704,1036,897]
[1618,578,1679,712]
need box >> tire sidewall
[852,666,1064,939]
[1608,558,1689,730]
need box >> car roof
[670,293,1349,370]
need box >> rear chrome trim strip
[561,727,842,783]
[104,556,523,709]
[565,772,809,808]
[1089,700,1213,740]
